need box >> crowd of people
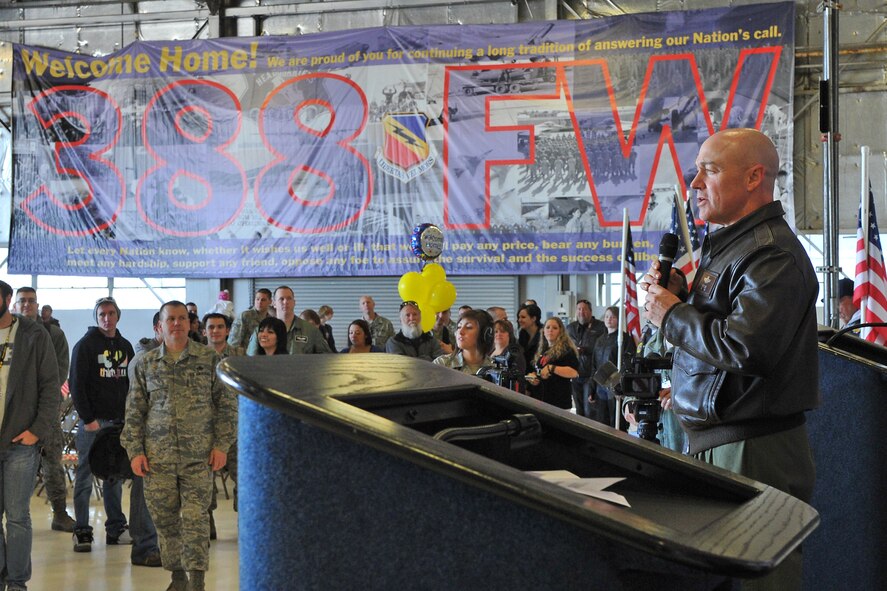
[0,284,664,591]
[3,280,656,591]
[0,129,825,591]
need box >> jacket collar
[158,339,199,361]
[704,200,786,259]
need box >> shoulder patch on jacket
[695,269,719,298]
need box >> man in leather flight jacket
[641,130,819,591]
[642,128,819,501]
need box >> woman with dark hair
[318,305,336,352]
[490,319,526,393]
[517,303,542,371]
[188,312,206,344]
[526,316,579,409]
[433,310,493,375]
[340,319,384,353]
[255,317,288,356]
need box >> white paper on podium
[525,470,630,507]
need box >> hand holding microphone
[640,233,683,328]
[640,233,679,291]
[655,233,679,288]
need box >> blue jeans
[0,443,41,590]
[129,475,159,560]
[73,419,126,535]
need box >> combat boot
[51,510,75,532]
[166,570,188,591]
[187,570,205,591]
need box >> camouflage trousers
[40,410,68,513]
[143,461,213,572]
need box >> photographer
[589,307,633,427]
[488,319,526,393]
[526,317,579,410]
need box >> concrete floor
[27,484,239,591]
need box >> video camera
[476,350,525,393]
[593,353,672,443]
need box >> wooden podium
[220,354,818,590]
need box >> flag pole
[860,145,870,334]
[618,208,629,373]
[616,207,630,430]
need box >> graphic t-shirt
[0,319,21,431]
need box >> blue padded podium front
[222,354,818,590]
[804,337,887,591]
[239,398,725,590]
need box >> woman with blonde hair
[526,316,579,409]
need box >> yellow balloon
[418,300,436,332]
[421,263,446,285]
[398,271,428,302]
[429,280,457,312]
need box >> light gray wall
[51,308,158,360]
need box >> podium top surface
[219,354,819,577]
[818,325,887,371]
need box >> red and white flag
[670,196,704,286]
[623,225,642,344]
[853,185,887,345]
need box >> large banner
[9,2,794,278]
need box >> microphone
[657,233,679,288]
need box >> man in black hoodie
[70,297,160,566]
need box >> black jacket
[518,328,541,371]
[70,327,135,424]
[662,201,820,454]
[590,330,633,400]
[566,318,606,378]
[385,331,443,361]
[0,317,59,451]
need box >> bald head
[718,128,778,187]
[691,128,779,226]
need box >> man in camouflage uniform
[227,288,271,349]
[359,295,394,348]
[202,312,242,536]
[246,286,330,355]
[121,301,237,591]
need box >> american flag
[853,185,887,345]
[670,197,703,286]
[623,225,642,343]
